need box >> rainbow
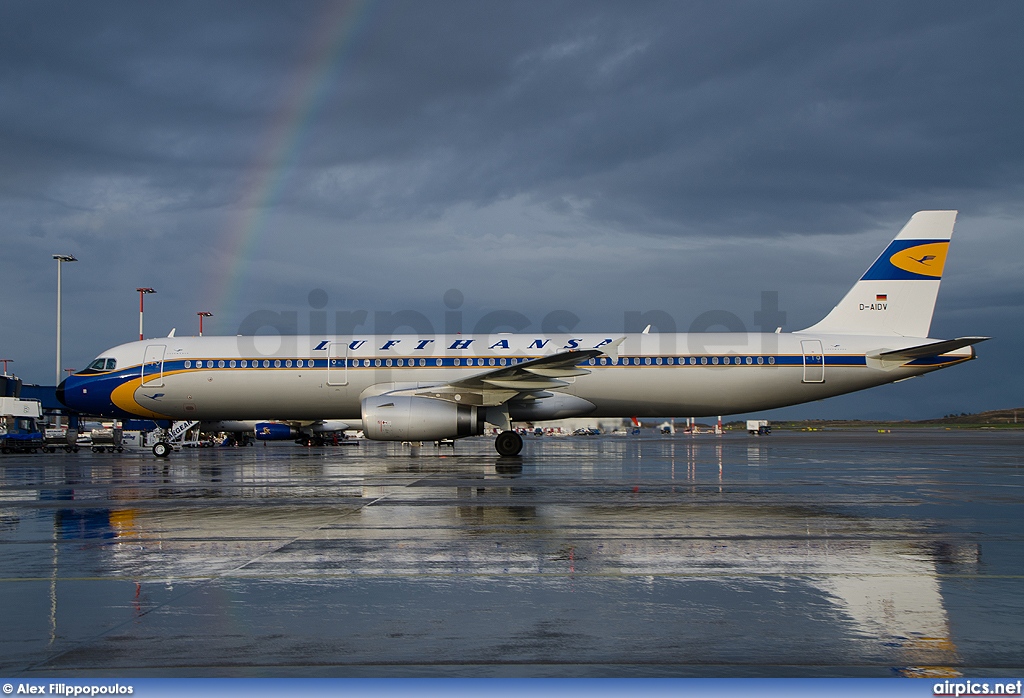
[210,0,378,329]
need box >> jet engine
[254,422,298,441]
[361,395,485,441]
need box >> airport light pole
[197,311,212,336]
[136,288,155,341]
[54,254,77,428]
[54,255,77,386]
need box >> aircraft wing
[452,348,605,390]
[868,336,991,361]
[389,347,615,408]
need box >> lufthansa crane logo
[888,242,948,278]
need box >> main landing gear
[494,430,523,457]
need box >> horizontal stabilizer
[869,336,990,361]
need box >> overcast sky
[2,0,1021,419]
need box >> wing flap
[523,367,591,378]
[482,377,569,390]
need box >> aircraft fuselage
[58,331,973,423]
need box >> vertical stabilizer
[799,211,957,337]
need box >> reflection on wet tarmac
[1,431,1022,676]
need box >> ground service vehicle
[0,397,44,454]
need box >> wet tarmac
[1,430,1022,677]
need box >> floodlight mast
[53,254,78,428]
[197,311,212,336]
[136,287,156,341]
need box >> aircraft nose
[55,378,68,407]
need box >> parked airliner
[58,211,987,456]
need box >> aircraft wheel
[1,447,9,454]
[494,430,523,457]
[64,445,74,453]
[152,442,171,457]
[92,446,103,453]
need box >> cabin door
[142,344,166,387]
[327,342,348,386]
[801,340,825,383]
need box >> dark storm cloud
[4,1,1022,226]
[292,1,1024,233]
[0,0,1021,417]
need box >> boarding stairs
[167,420,200,443]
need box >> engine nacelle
[362,395,485,441]
[254,422,298,440]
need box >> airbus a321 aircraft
[58,211,987,457]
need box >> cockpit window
[106,358,116,370]
[88,358,116,372]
